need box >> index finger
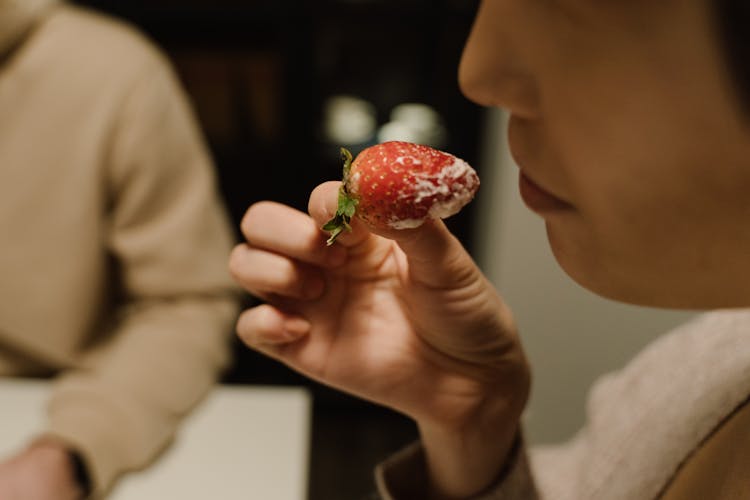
[240,200,347,268]
[308,181,372,248]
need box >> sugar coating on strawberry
[323,141,480,244]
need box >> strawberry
[323,141,480,245]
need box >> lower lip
[518,172,572,214]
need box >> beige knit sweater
[0,1,240,496]
[377,309,750,499]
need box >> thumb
[377,218,478,288]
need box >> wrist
[418,419,520,499]
[416,373,529,499]
[418,400,520,500]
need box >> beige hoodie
[0,1,240,496]
[0,0,53,56]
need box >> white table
[0,378,311,499]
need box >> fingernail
[283,317,311,340]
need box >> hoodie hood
[0,0,57,55]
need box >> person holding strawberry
[230,0,750,498]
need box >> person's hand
[0,439,83,500]
[230,181,531,498]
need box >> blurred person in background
[231,0,750,499]
[0,1,239,498]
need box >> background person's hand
[0,440,82,500]
[230,181,531,497]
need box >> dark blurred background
[73,1,484,498]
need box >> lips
[518,171,572,213]
[508,116,573,214]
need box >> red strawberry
[323,141,480,245]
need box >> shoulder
[23,4,173,88]
[660,398,750,499]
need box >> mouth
[507,116,574,215]
[518,171,573,214]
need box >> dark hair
[715,0,750,113]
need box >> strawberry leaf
[340,147,353,181]
[323,148,358,245]
[339,191,358,218]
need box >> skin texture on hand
[0,440,82,500]
[230,181,530,497]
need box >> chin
[544,225,749,310]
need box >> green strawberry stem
[323,147,359,245]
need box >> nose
[458,0,540,118]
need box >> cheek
[538,108,716,302]
[545,73,712,228]
[543,124,750,306]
